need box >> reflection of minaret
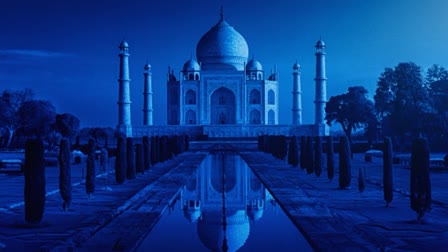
[221,153,228,252]
[143,63,153,125]
[292,61,302,125]
[117,41,132,137]
[314,38,327,126]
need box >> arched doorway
[210,87,236,124]
[249,109,261,124]
[185,109,196,124]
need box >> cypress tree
[358,166,366,192]
[300,136,307,170]
[279,135,288,160]
[159,136,167,162]
[306,136,314,174]
[314,136,322,177]
[58,139,71,211]
[155,135,160,163]
[288,136,299,167]
[383,137,394,207]
[86,139,96,198]
[150,136,157,165]
[126,137,136,179]
[142,136,151,170]
[115,136,126,184]
[185,135,189,151]
[24,139,46,224]
[262,135,268,153]
[327,136,335,182]
[135,144,144,174]
[410,138,431,222]
[339,136,352,189]
[173,135,180,155]
[257,135,263,151]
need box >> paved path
[0,152,207,252]
[241,152,448,252]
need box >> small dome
[144,63,151,70]
[196,18,249,71]
[247,207,264,221]
[183,58,201,72]
[119,41,129,48]
[315,39,325,48]
[246,58,263,71]
[183,208,201,223]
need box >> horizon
[1,0,447,128]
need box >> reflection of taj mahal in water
[116,9,328,138]
[181,153,268,252]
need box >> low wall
[132,124,327,138]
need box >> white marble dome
[183,58,200,72]
[196,18,249,71]
[246,58,262,71]
[197,210,250,251]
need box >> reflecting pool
[136,152,313,252]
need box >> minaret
[292,61,302,125]
[143,63,153,125]
[117,41,132,137]
[314,38,327,126]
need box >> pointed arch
[210,87,235,124]
[250,109,261,124]
[185,109,196,124]
[268,89,275,105]
[268,109,275,124]
[249,89,260,104]
[185,89,196,105]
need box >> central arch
[210,87,236,124]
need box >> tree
[88,127,108,147]
[410,138,431,222]
[24,139,46,224]
[383,137,393,207]
[327,136,335,182]
[53,113,80,140]
[426,65,448,140]
[0,88,34,147]
[426,64,448,83]
[58,139,72,211]
[374,62,432,138]
[287,136,299,167]
[339,136,352,189]
[325,86,376,142]
[17,100,56,139]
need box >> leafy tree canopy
[18,100,56,138]
[325,86,375,141]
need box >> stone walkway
[0,152,207,252]
[240,152,448,252]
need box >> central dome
[196,18,249,71]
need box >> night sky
[1,0,447,128]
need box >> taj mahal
[116,10,328,138]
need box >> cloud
[0,49,75,60]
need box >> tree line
[0,88,80,149]
[325,62,448,151]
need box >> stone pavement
[241,152,448,252]
[0,152,207,252]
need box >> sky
[1,0,447,128]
